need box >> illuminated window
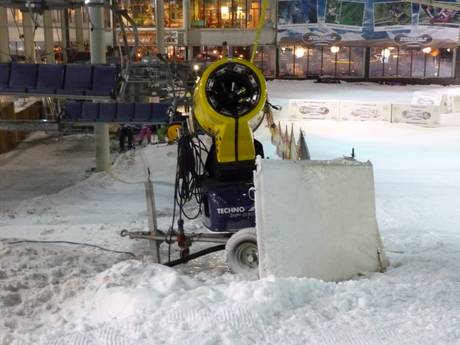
[308,47,322,76]
[190,0,270,29]
[164,0,184,28]
[439,49,454,78]
[412,49,425,78]
[279,46,364,78]
[253,46,276,78]
[279,46,294,77]
[336,47,350,77]
[9,9,23,24]
[397,48,411,77]
[370,47,453,78]
[118,0,154,27]
[349,47,364,77]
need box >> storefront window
[322,48,336,76]
[192,46,226,63]
[247,0,261,28]
[231,46,250,59]
[234,0,246,28]
[8,9,23,24]
[164,0,184,28]
[308,47,322,76]
[439,48,454,78]
[425,49,440,78]
[192,0,205,27]
[294,46,308,78]
[336,47,350,77]
[205,0,219,27]
[259,46,276,78]
[411,49,425,78]
[279,46,294,77]
[384,48,398,77]
[117,0,183,28]
[120,0,155,26]
[369,47,453,78]
[190,0,270,28]
[349,47,364,77]
[397,48,411,77]
[370,48,384,77]
[166,45,186,60]
[220,0,232,27]
[278,46,364,78]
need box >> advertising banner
[411,91,443,106]
[391,104,440,126]
[340,101,391,121]
[277,0,460,47]
[288,99,339,120]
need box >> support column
[0,8,10,63]
[60,10,69,62]
[364,47,370,79]
[43,11,55,63]
[187,46,194,61]
[75,8,85,51]
[183,0,190,48]
[22,11,35,62]
[153,0,165,55]
[89,4,110,172]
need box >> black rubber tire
[225,228,259,277]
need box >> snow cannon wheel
[225,228,259,277]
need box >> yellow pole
[250,0,269,63]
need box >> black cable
[5,240,136,258]
[168,132,209,263]
[164,244,225,267]
[174,133,208,220]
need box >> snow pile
[25,257,460,345]
[0,240,125,344]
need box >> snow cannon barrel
[193,58,267,164]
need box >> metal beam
[0,0,111,11]
[75,7,85,51]
[153,0,165,55]
[43,10,55,63]
[0,120,60,131]
[22,11,35,62]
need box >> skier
[119,124,134,152]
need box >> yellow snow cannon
[193,58,267,167]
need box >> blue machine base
[202,181,255,232]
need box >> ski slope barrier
[254,157,388,282]
[339,101,391,121]
[287,98,445,126]
[391,104,440,126]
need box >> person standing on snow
[138,124,152,146]
[119,124,134,152]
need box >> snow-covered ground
[1,81,460,345]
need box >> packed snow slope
[1,80,460,345]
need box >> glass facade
[119,0,155,26]
[164,0,184,28]
[191,45,275,78]
[117,0,183,28]
[2,1,457,81]
[191,0,271,28]
[370,47,454,78]
[279,46,365,78]
[253,46,276,78]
